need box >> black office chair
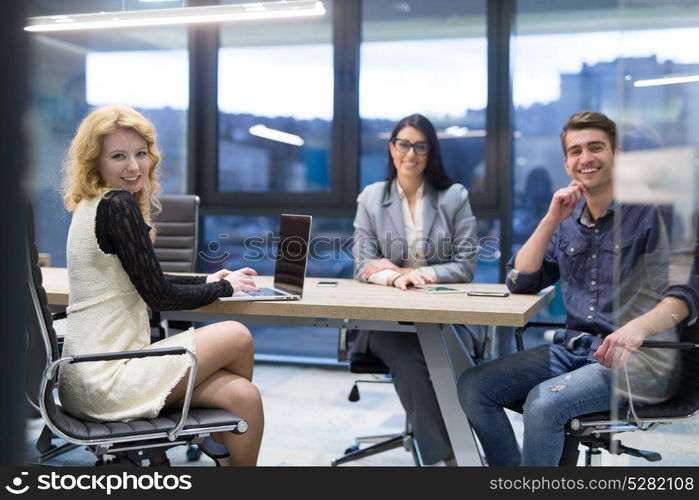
[25,203,247,466]
[150,194,200,340]
[557,329,699,466]
[332,352,422,466]
[152,194,200,273]
[331,329,422,466]
[505,321,699,466]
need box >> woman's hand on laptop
[206,269,233,283]
[223,267,260,293]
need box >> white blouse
[368,181,439,286]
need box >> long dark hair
[384,113,453,197]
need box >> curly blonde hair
[62,106,162,237]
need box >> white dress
[57,193,226,422]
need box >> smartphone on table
[411,286,465,294]
[466,290,510,297]
[317,281,338,287]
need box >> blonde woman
[59,105,263,466]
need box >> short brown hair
[560,111,617,155]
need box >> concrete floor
[26,363,699,467]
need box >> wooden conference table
[41,267,554,466]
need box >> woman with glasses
[352,113,478,465]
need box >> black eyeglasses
[391,138,431,156]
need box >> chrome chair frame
[25,202,246,466]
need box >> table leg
[415,322,484,466]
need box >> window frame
[188,0,512,276]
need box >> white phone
[467,291,510,297]
[411,286,465,294]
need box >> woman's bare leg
[185,370,264,466]
[163,321,263,465]
[165,321,255,400]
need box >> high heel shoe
[198,436,232,467]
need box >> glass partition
[511,0,699,325]
[607,0,699,464]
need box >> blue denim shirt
[506,202,699,349]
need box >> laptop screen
[273,214,312,295]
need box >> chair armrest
[42,347,198,441]
[514,326,698,353]
[641,340,698,350]
[522,321,567,329]
[68,347,187,364]
[514,321,566,352]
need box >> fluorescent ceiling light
[249,124,304,146]
[443,125,469,138]
[634,74,699,88]
[437,128,486,139]
[25,1,325,32]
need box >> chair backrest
[25,202,93,440]
[675,236,699,414]
[349,351,390,375]
[152,194,200,273]
[676,323,699,413]
[24,202,60,413]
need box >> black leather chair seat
[574,398,699,423]
[334,351,421,465]
[349,353,389,374]
[51,406,244,441]
[505,392,699,425]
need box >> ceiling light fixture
[25,1,325,33]
[634,74,699,88]
[249,124,304,146]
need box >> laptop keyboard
[244,287,288,297]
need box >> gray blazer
[350,180,478,354]
[353,180,477,283]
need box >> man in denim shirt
[457,111,698,466]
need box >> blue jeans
[457,340,613,466]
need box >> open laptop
[219,214,312,302]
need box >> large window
[359,0,488,192]
[27,25,189,266]
[216,2,334,194]
[510,0,699,323]
[29,0,699,370]
[511,0,699,247]
[211,3,337,360]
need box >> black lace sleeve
[95,190,233,311]
[164,274,207,285]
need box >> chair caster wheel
[344,445,359,455]
[186,445,202,461]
